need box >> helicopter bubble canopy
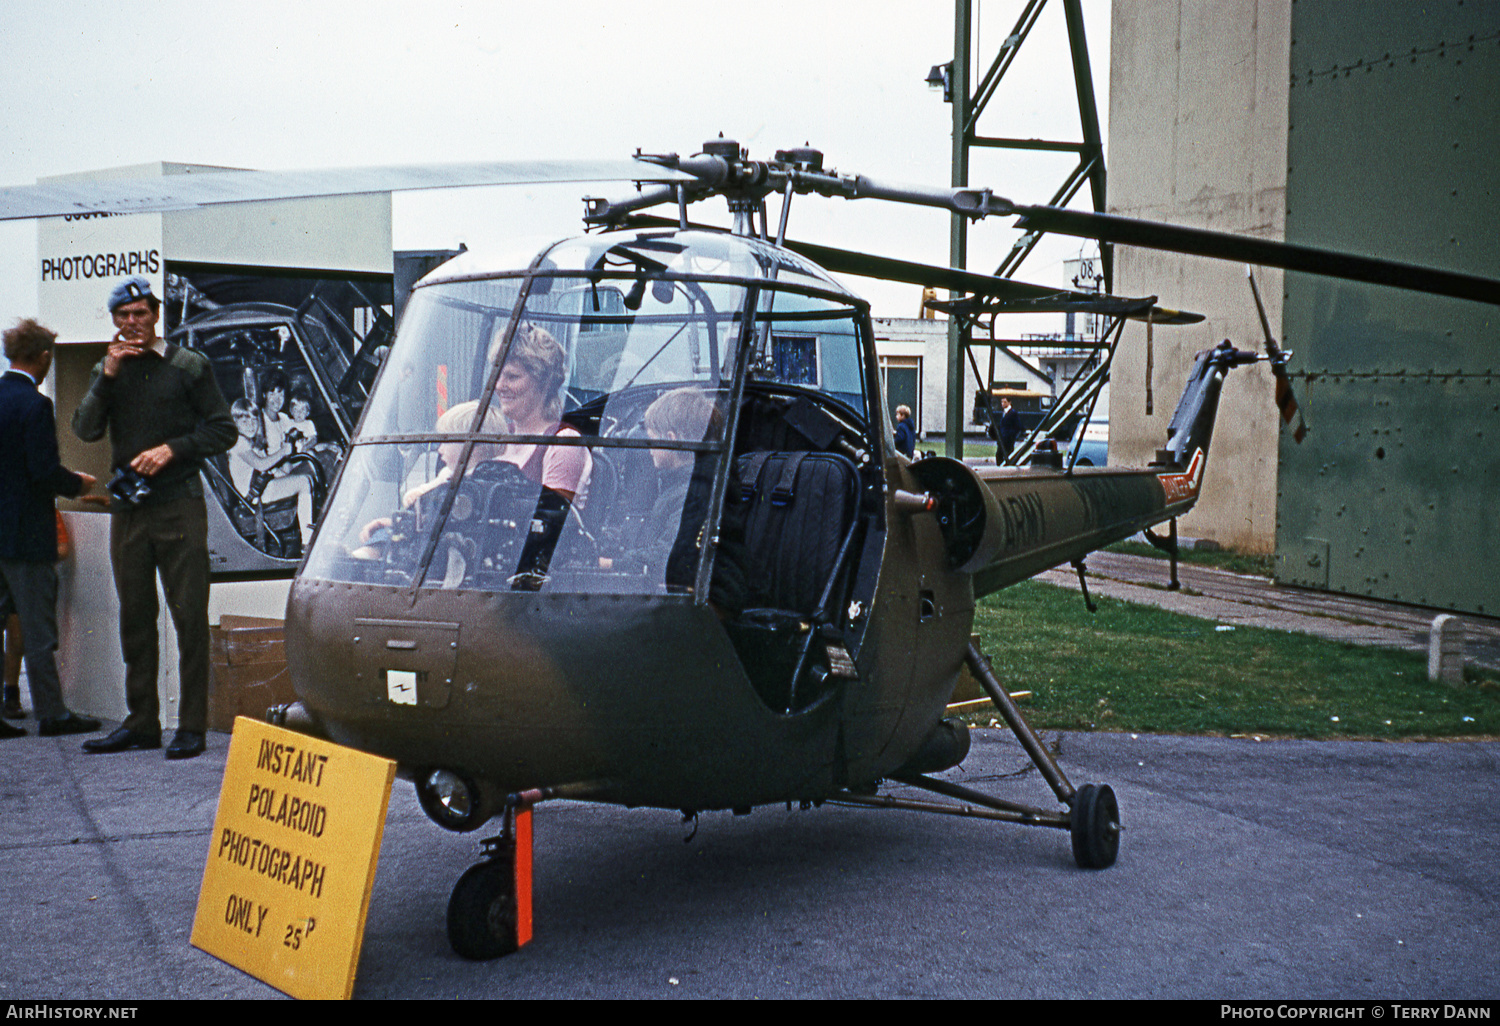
[304,228,876,599]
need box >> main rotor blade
[785,237,1203,324]
[785,237,1062,302]
[617,214,1202,324]
[0,159,694,222]
[1013,205,1500,307]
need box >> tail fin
[1158,341,1260,469]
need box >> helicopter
[5,141,1496,961]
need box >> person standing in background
[892,404,916,459]
[996,396,1021,462]
[0,318,101,739]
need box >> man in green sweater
[72,277,235,760]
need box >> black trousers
[110,494,211,733]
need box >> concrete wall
[1107,0,1291,553]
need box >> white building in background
[872,315,1050,443]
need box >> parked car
[1068,416,1109,466]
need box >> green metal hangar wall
[1106,0,1498,617]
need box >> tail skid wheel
[1070,783,1120,869]
[447,852,520,960]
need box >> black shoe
[165,730,206,760]
[39,712,103,737]
[82,726,162,753]
[2,687,22,719]
[0,718,24,739]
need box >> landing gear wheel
[1070,783,1120,869]
[447,853,519,960]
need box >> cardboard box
[208,615,293,733]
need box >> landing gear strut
[966,641,1121,869]
[446,803,534,959]
[837,642,1122,869]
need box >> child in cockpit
[600,387,723,588]
[350,399,505,559]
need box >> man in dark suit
[996,396,1022,462]
[0,318,101,739]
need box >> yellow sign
[191,717,396,1000]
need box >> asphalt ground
[3,559,1497,1001]
[2,715,1497,1000]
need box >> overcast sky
[0,0,1111,348]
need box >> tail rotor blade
[1246,267,1308,443]
[1271,370,1308,444]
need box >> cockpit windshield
[303,230,872,599]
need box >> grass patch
[1103,538,1275,577]
[912,439,1001,460]
[964,580,1500,739]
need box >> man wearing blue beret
[73,277,235,759]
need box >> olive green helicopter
[5,141,1494,960]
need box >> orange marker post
[514,805,533,948]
